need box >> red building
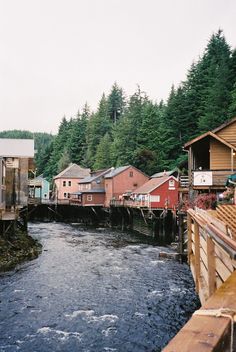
[104,165,149,207]
[133,175,179,209]
[76,168,112,206]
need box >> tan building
[184,116,236,192]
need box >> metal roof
[104,165,130,179]
[151,169,177,178]
[133,176,177,194]
[79,168,112,184]
[54,163,90,179]
[0,138,34,158]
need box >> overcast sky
[1,0,236,134]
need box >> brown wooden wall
[210,139,234,170]
[216,120,236,147]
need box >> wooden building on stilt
[0,138,35,236]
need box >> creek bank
[0,231,42,272]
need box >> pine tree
[107,82,126,123]
[44,117,71,178]
[93,133,112,170]
[111,87,149,167]
[67,104,90,165]
[198,30,232,131]
[85,94,112,167]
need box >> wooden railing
[187,208,236,303]
[179,175,189,188]
[163,207,236,351]
[190,169,234,187]
[110,199,149,208]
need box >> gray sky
[1,0,236,134]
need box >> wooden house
[104,165,149,207]
[28,175,50,201]
[53,163,90,201]
[0,157,6,211]
[0,138,34,211]
[133,175,179,209]
[184,117,236,193]
[73,168,112,206]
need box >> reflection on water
[0,222,199,351]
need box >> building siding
[82,193,105,206]
[55,178,83,200]
[105,166,149,207]
[150,178,178,209]
[210,139,234,170]
[216,121,236,147]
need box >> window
[63,181,66,187]
[169,179,175,189]
[87,195,92,201]
[68,181,71,187]
[129,171,133,177]
[150,195,160,202]
[67,193,70,198]
[64,192,67,198]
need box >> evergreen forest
[1,30,236,180]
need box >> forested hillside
[1,31,236,180]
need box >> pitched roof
[79,168,112,184]
[133,176,177,194]
[104,165,130,179]
[184,131,236,151]
[54,163,90,179]
[151,169,178,178]
[104,165,149,179]
[212,116,236,134]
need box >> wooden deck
[0,211,18,221]
[163,206,236,351]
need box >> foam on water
[37,327,82,341]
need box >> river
[0,222,199,352]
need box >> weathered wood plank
[163,270,236,352]
[206,235,216,296]
[215,257,232,282]
[214,241,235,273]
[194,221,200,293]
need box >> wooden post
[194,220,200,293]
[206,234,216,297]
[231,148,234,173]
[188,146,192,186]
[187,212,192,264]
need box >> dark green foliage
[93,133,112,170]
[107,82,126,123]
[67,104,90,166]
[84,94,112,168]
[198,30,233,131]
[44,117,71,178]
